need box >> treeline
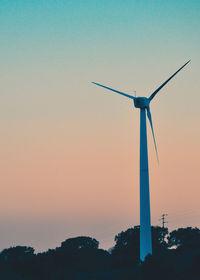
[1,226,200,280]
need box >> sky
[0,0,200,252]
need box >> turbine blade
[146,107,159,164]
[149,60,191,101]
[92,82,135,100]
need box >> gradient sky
[0,0,200,252]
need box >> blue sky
[1,0,199,65]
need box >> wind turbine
[92,60,190,261]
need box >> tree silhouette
[111,225,168,266]
[61,236,99,250]
[1,227,200,279]
[111,226,140,266]
[0,246,35,279]
[168,227,200,252]
[152,226,168,255]
[0,246,34,261]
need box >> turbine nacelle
[133,97,149,109]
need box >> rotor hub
[134,97,149,109]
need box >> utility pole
[159,214,168,228]
[159,214,168,244]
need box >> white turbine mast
[92,60,190,261]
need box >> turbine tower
[92,60,190,261]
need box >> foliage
[0,227,200,279]
[168,227,200,252]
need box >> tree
[0,246,34,263]
[152,226,168,255]
[111,226,140,266]
[168,227,200,252]
[51,236,100,268]
[0,246,35,278]
[111,226,169,267]
[61,236,99,250]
